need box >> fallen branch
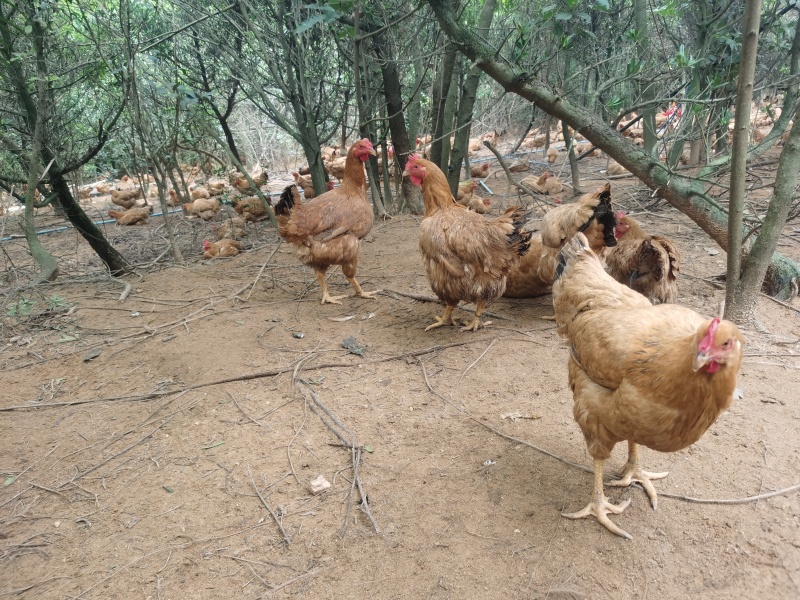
[483,141,560,207]
[2,338,494,411]
[382,288,514,321]
[302,382,379,534]
[58,417,173,489]
[247,464,291,547]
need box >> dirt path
[1,164,799,599]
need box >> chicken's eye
[722,340,731,347]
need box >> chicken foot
[562,457,633,540]
[425,305,456,331]
[607,441,669,509]
[347,277,380,300]
[460,300,487,332]
[315,270,347,305]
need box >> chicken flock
[87,130,746,541]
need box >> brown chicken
[327,156,347,181]
[469,162,489,179]
[605,212,680,304]
[202,239,243,259]
[455,180,478,207]
[212,216,247,240]
[108,207,150,226]
[190,186,210,200]
[607,161,630,176]
[232,196,268,222]
[182,197,221,220]
[465,196,491,214]
[293,172,334,199]
[405,155,531,331]
[274,138,378,305]
[546,146,558,164]
[110,188,142,209]
[504,184,617,298]
[233,171,267,194]
[553,233,744,539]
[520,171,562,194]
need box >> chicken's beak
[368,147,378,157]
[692,352,712,372]
[402,169,409,178]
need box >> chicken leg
[562,457,633,540]
[425,305,456,331]
[315,270,346,305]
[342,262,379,300]
[460,300,487,332]
[347,277,380,300]
[607,441,669,509]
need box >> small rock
[309,475,331,495]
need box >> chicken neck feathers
[275,147,373,247]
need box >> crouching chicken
[552,233,743,539]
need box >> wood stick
[382,288,514,321]
[247,464,291,547]
[1,338,495,411]
[483,141,560,207]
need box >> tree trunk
[373,29,414,209]
[1,9,130,276]
[429,42,458,167]
[447,0,497,194]
[22,40,58,283]
[724,0,762,320]
[426,0,800,299]
[634,0,657,154]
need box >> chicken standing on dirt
[273,138,379,305]
[552,233,744,539]
[404,154,532,332]
[605,212,680,304]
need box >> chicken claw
[320,292,346,305]
[354,289,380,300]
[459,316,484,332]
[425,305,456,331]
[459,300,487,332]
[562,457,633,540]
[607,442,669,509]
[562,496,633,540]
[347,278,379,300]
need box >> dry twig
[247,463,291,547]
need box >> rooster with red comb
[404,154,531,331]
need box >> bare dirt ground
[2,154,800,600]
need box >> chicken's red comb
[698,317,721,352]
[407,153,421,164]
[615,210,626,219]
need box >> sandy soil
[1,157,800,599]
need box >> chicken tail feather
[506,207,533,257]
[274,185,297,216]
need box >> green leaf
[595,0,610,9]
[163,485,174,493]
[202,441,224,450]
[362,444,374,453]
[555,12,572,21]
[4,474,16,486]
